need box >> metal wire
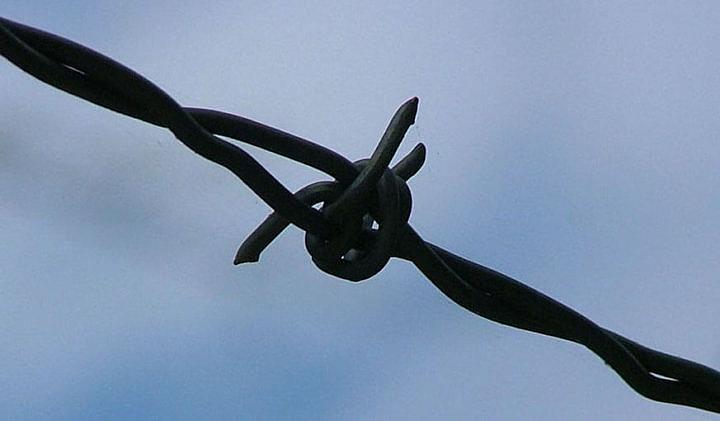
[2,16,719,414]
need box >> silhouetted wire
[1,16,718,413]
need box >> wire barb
[1,16,719,414]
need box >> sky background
[1,1,719,420]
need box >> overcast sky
[1,2,719,420]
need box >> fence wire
[1,17,719,414]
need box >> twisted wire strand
[0,17,336,238]
[1,16,718,413]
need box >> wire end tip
[400,97,419,125]
[407,97,419,112]
[234,250,259,265]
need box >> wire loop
[304,161,413,281]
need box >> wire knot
[234,97,424,282]
[303,160,413,281]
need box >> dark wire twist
[1,16,719,414]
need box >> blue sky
[1,2,719,420]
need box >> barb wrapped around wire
[1,16,719,414]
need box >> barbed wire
[1,16,718,414]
